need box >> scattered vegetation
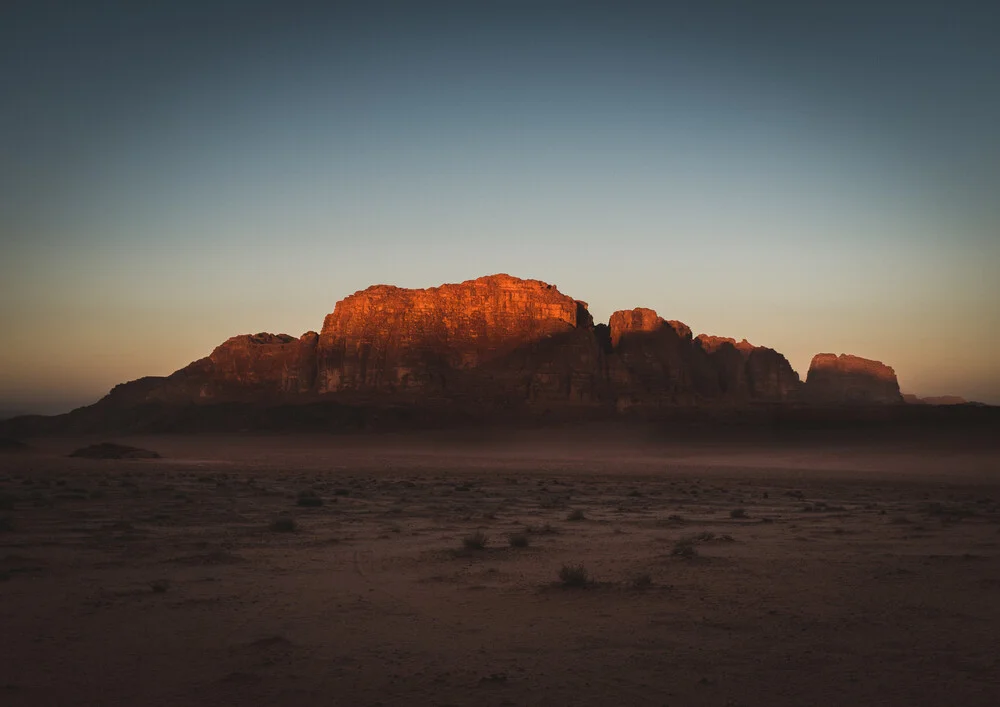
[0,516,13,532]
[730,508,748,519]
[527,523,558,534]
[566,509,586,521]
[269,516,297,533]
[508,532,529,548]
[0,492,16,511]
[462,530,488,550]
[296,490,324,507]
[149,579,170,593]
[671,539,698,558]
[558,564,589,587]
[631,572,653,589]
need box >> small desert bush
[269,516,297,533]
[558,564,589,587]
[566,509,586,521]
[527,523,558,534]
[296,490,324,507]
[730,508,748,519]
[631,572,653,589]
[0,516,12,532]
[508,533,529,548]
[462,530,488,550]
[149,579,170,593]
[0,493,17,511]
[671,539,698,558]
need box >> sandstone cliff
[315,274,600,402]
[695,335,801,402]
[42,275,909,423]
[804,353,902,404]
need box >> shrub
[671,539,698,558]
[730,508,747,519]
[149,579,170,593]
[566,509,586,521]
[296,490,324,507]
[558,564,589,587]
[0,516,12,532]
[269,517,297,533]
[508,533,529,548]
[631,573,653,589]
[462,530,488,550]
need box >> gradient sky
[2,0,999,414]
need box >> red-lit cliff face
[315,274,598,399]
[98,332,320,406]
[804,353,903,404]
[75,275,907,420]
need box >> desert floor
[1,432,999,706]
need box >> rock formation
[605,308,719,405]
[4,275,913,434]
[315,274,594,399]
[695,335,801,402]
[803,353,902,404]
[903,394,969,406]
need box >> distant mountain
[0,274,913,435]
[903,394,975,406]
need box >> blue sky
[1,1,998,412]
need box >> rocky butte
[2,274,925,434]
[803,353,903,405]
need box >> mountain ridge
[2,274,923,435]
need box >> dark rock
[804,353,902,404]
[68,443,161,459]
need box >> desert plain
[1,430,998,707]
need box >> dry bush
[508,533,529,548]
[558,564,589,587]
[296,490,324,507]
[462,530,488,550]
[631,572,653,588]
[671,539,698,557]
[566,509,586,521]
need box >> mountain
[902,394,974,406]
[1,274,922,435]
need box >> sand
[1,433,998,706]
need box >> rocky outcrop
[18,275,913,430]
[202,332,319,395]
[99,331,318,406]
[903,394,969,406]
[804,354,902,404]
[316,274,601,402]
[606,308,718,405]
[694,335,801,402]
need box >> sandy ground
[1,433,999,706]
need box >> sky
[1,0,999,414]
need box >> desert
[2,431,998,706]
